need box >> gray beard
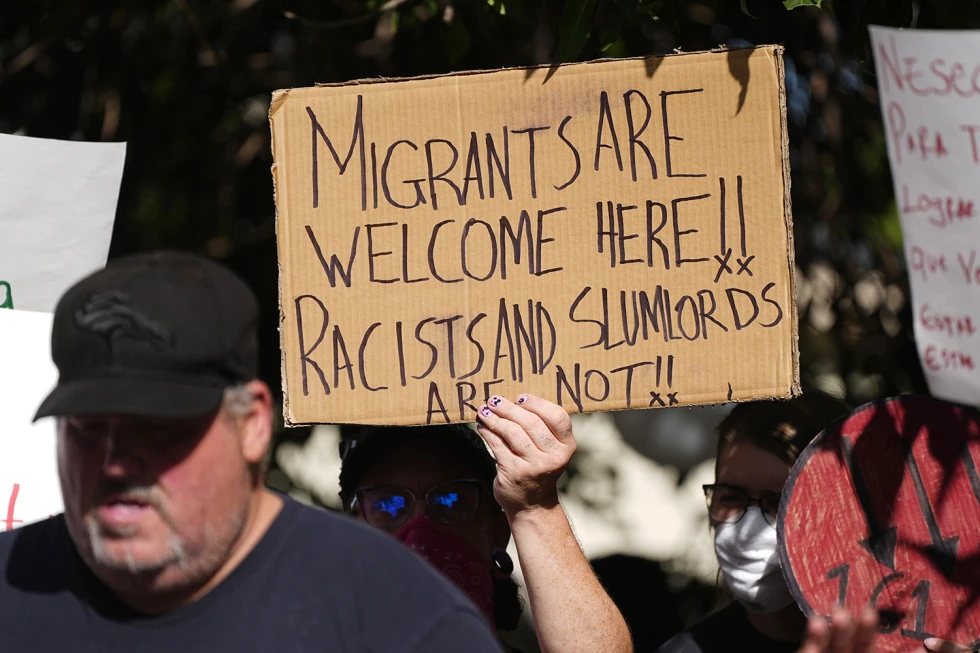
[86,519,189,574]
[84,484,191,575]
[78,480,250,585]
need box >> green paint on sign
[0,281,13,309]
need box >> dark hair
[338,424,524,632]
[715,391,852,474]
[338,424,497,510]
[493,576,523,632]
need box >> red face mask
[395,516,495,628]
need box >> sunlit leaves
[783,0,823,9]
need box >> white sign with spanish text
[871,26,980,407]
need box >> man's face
[57,409,253,594]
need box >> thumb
[923,638,973,653]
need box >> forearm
[508,503,632,653]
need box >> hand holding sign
[797,607,879,653]
[475,393,575,516]
[922,639,974,653]
[270,47,799,425]
[796,608,972,653]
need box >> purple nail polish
[480,406,491,417]
[517,395,527,404]
[489,396,501,407]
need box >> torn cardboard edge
[271,47,799,427]
[267,104,289,423]
[776,48,802,399]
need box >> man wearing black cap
[0,251,502,652]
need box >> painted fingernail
[489,396,502,407]
[480,405,492,417]
[517,395,527,404]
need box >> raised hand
[797,607,878,653]
[474,393,576,518]
[797,607,974,653]
[922,638,974,653]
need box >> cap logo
[74,290,175,357]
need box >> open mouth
[97,494,154,524]
[104,493,150,507]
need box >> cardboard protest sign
[870,27,980,407]
[270,47,798,426]
[0,309,63,530]
[0,133,125,313]
[778,396,980,652]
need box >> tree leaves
[784,0,824,9]
[556,0,597,63]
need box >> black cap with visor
[33,250,259,421]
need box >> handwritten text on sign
[871,27,980,407]
[270,48,798,425]
[0,281,12,309]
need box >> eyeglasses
[702,484,781,527]
[351,479,483,530]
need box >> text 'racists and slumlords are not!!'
[271,49,798,425]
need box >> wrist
[503,495,563,525]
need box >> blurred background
[3,0,977,648]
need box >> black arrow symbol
[962,443,980,509]
[841,436,897,570]
[905,442,959,579]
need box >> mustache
[94,481,163,508]
[89,480,181,534]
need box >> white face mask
[714,507,794,613]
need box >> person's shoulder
[0,515,66,557]
[651,604,743,653]
[278,497,467,586]
[653,631,704,653]
[0,516,73,592]
[687,603,749,640]
[272,498,494,642]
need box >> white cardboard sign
[0,133,126,313]
[0,309,63,529]
[871,27,980,407]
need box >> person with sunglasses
[339,394,632,653]
[656,392,971,653]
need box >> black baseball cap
[33,250,259,421]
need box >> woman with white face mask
[656,393,972,653]
[658,392,851,653]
